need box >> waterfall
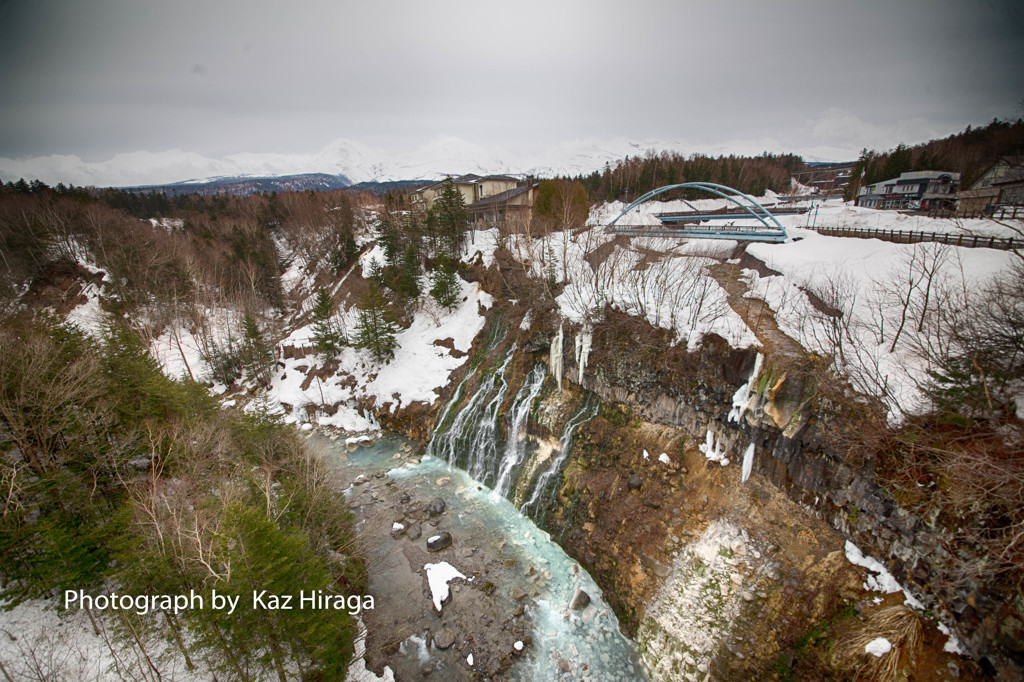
[492,364,547,498]
[728,352,763,424]
[575,326,593,385]
[521,395,599,520]
[427,365,478,440]
[549,322,564,390]
[362,408,381,430]
[425,344,516,487]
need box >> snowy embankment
[0,598,205,681]
[744,228,1016,419]
[257,231,496,430]
[269,273,491,430]
[507,226,756,350]
[147,226,499,433]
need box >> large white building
[856,170,959,211]
[410,174,519,212]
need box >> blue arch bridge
[604,182,795,243]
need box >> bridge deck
[607,225,789,242]
[655,206,807,220]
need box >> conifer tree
[394,243,422,300]
[353,281,399,362]
[311,288,345,359]
[240,311,274,382]
[429,257,460,310]
[428,178,469,260]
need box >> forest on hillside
[0,183,374,679]
[570,151,805,204]
[844,117,1024,199]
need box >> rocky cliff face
[534,310,1021,678]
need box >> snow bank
[0,598,205,681]
[365,279,489,410]
[843,541,923,609]
[745,229,1015,421]
[518,225,756,349]
[64,280,105,336]
[150,323,208,381]
[462,228,499,267]
[346,616,396,681]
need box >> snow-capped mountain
[0,135,846,189]
[0,136,698,189]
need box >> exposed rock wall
[554,320,1021,674]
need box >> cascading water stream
[409,345,646,679]
[425,344,516,488]
[492,363,547,498]
[521,394,599,520]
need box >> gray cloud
[1,0,1021,177]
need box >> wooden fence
[813,226,1023,251]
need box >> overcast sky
[1,0,1022,183]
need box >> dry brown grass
[834,605,923,681]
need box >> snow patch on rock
[423,562,471,612]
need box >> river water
[322,434,646,681]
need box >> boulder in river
[433,628,455,650]
[570,588,591,610]
[427,532,452,551]
[427,497,446,516]
[627,472,642,491]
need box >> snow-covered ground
[508,227,757,350]
[744,227,1016,418]
[265,271,491,431]
[0,598,205,681]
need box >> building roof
[859,170,959,195]
[414,173,523,198]
[467,184,536,210]
[993,165,1024,186]
[896,170,959,181]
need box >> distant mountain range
[122,173,355,196]
[0,136,854,190]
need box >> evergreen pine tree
[311,289,346,359]
[376,213,401,270]
[430,178,469,260]
[353,281,399,362]
[239,311,274,382]
[394,243,422,299]
[429,257,460,310]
